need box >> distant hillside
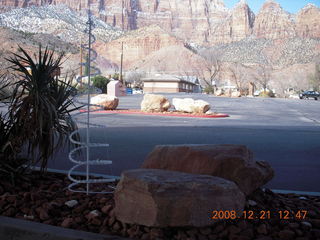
[0,5,123,74]
[0,3,319,94]
[208,38,320,67]
[0,0,319,46]
[0,5,123,44]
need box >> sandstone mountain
[0,5,122,74]
[0,26,78,70]
[94,25,184,68]
[130,45,208,75]
[0,1,319,94]
[0,0,319,45]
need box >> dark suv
[299,91,320,100]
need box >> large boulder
[114,169,245,227]
[90,94,119,110]
[172,98,210,114]
[141,94,170,112]
[214,89,224,96]
[142,144,274,196]
[231,91,241,97]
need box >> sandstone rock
[253,1,296,39]
[65,200,78,208]
[300,221,312,228]
[199,227,212,236]
[90,94,119,110]
[310,219,320,228]
[231,91,241,97]
[61,218,73,228]
[278,230,295,240]
[3,207,16,217]
[98,198,109,204]
[37,207,49,221]
[288,223,299,229]
[140,94,170,112]
[248,200,257,207]
[86,210,101,220]
[96,26,184,68]
[142,144,274,195]
[73,203,87,213]
[114,169,245,227]
[296,4,320,38]
[23,214,35,220]
[205,110,215,115]
[257,223,268,235]
[230,0,255,41]
[311,229,320,238]
[1,0,320,47]
[172,98,210,114]
[215,89,224,96]
[101,204,113,214]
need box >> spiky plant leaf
[6,45,80,172]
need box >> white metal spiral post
[68,6,116,195]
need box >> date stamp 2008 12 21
[211,210,308,220]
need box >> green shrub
[259,90,275,98]
[112,73,120,80]
[203,85,215,94]
[92,75,110,93]
[6,45,81,173]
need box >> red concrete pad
[79,109,229,118]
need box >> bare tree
[125,70,146,88]
[195,49,221,93]
[308,58,320,91]
[255,64,273,92]
[228,62,251,95]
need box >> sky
[224,0,320,13]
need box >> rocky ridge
[0,1,319,93]
[94,25,184,68]
[0,26,78,70]
[209,38,320,67]
[0,4,122,44]
[0,0,319,45]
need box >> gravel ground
[0,172,320,240]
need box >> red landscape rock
[142,144,274,195]
[0,171,319,240]
[114,169,245,227]
[61,217,73,228]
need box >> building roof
[142,75,197,85]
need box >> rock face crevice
[0,0,319,45]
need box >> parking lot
[53,93,319,193]
[3,93,320,193]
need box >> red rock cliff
[0,0,319,45]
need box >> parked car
[299,91,320,100]
[126,88,133,94]
[132,88,143,94]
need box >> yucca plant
[0,72,12,102]
[0,113,28,183]
[6,46,81,172]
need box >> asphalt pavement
[6,93,320,193]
